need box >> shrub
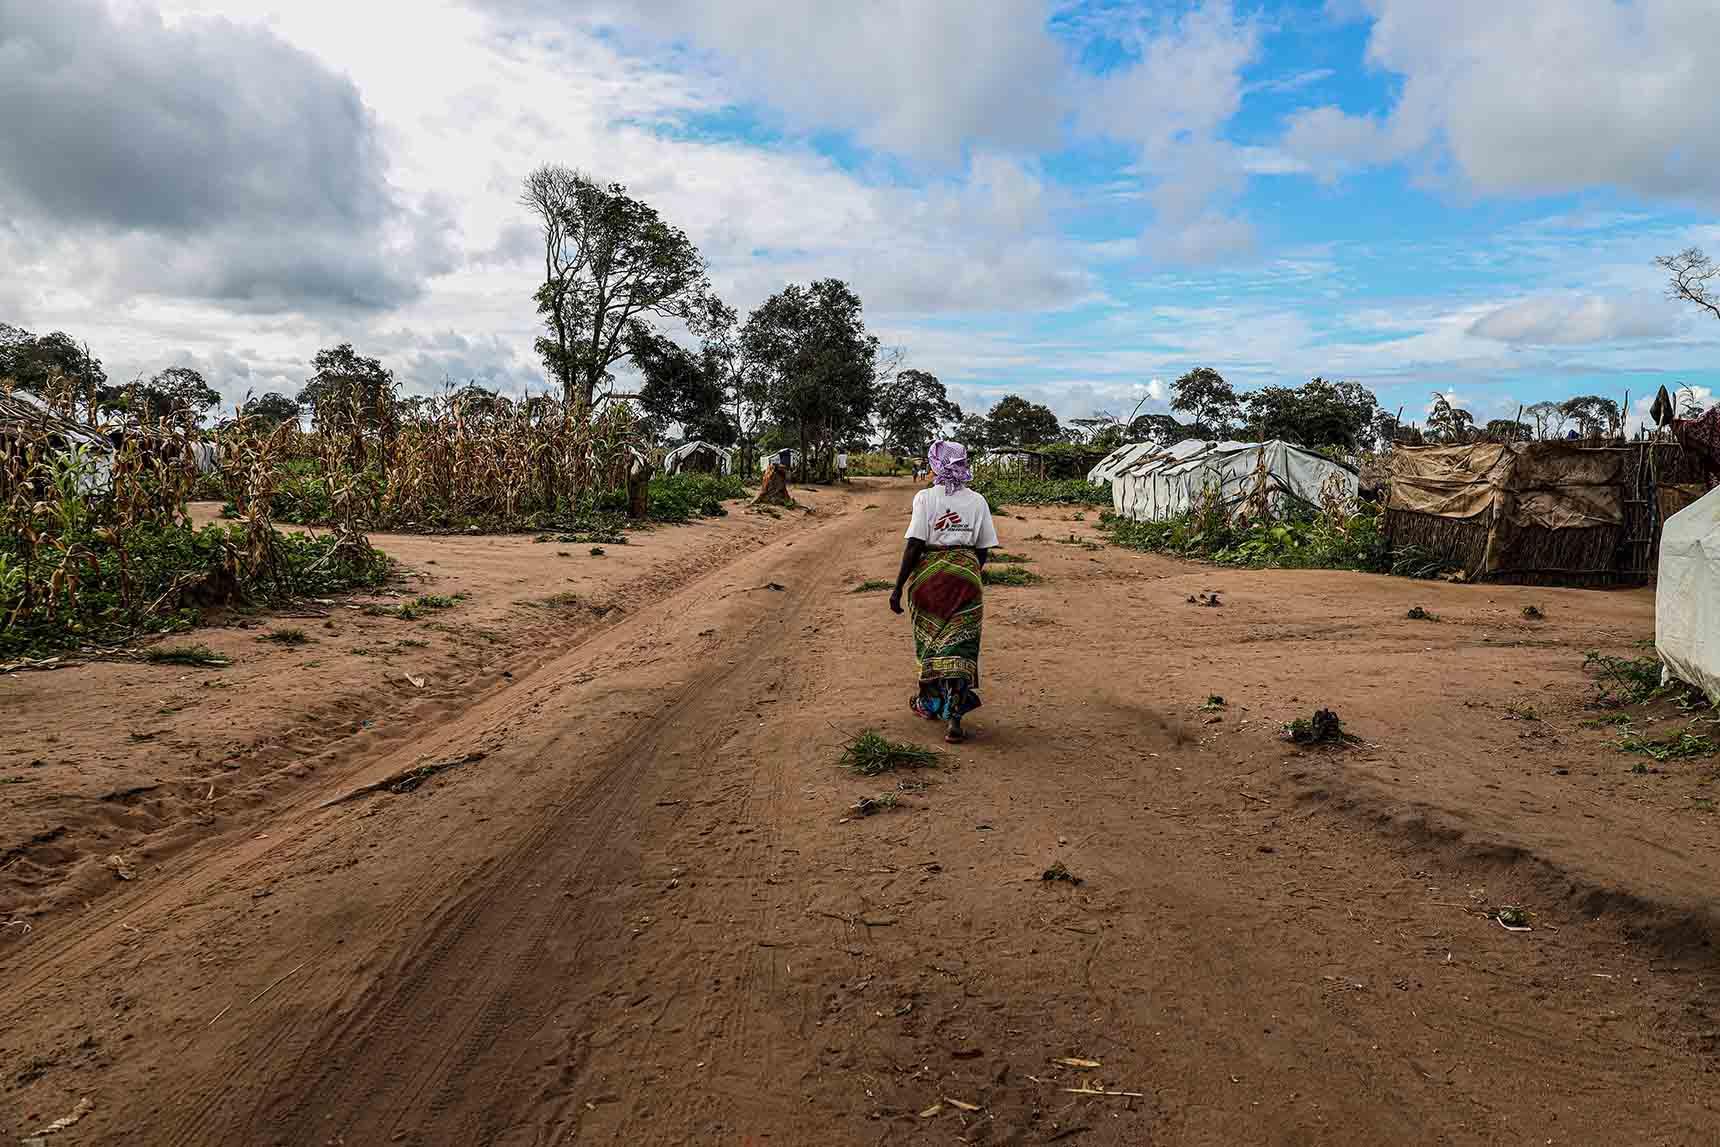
[973,470,1111,509]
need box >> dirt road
[3,479,1716,1145]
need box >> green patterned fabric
[907,546,984,685]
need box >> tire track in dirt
[145,491,906,1145]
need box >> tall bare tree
[520,165,711,415]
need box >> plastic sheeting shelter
[1382,442,1707,586]
[0,391,114,493]
[664,440,732,475]
[1110,439,1357,522]
[1657,484,1720,702]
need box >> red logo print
[932,509,967,531]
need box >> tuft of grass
[852,793,899,817]
[839,730,942,777]
[143,643,230,668]
[1284,708,1352,746]
[851,579,894,594]
[1583,651,1675,708]
[983,565,1043,587]
[1201,694,1226,711]
[590,546,606,557]
[988,551,1032,563]
[1619,726,1719,761]
[259,627,309,645]
[1405,605,1438,621]
[413,594,457,610]
[1502,703,1540,722]
[1522,604,1545,620]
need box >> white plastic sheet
[664,441,732,475]
[1110,439,1357,522]
[1657,484,1720,702]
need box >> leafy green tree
[1523,400,1565,440]
[298,344,397,447]
[1483,418,1530,441]
[239,392,301,429]
[1242,377,1378,451]
[950,412,991,450]
[0,324,107,402]
[1558,395,1621,438]
[1427,393,1476,444]
[632,328,736,446]
[1128,413,1191,444]
[108,365,221,426]
[985,394,1061,447]
[521,165,711,414]
[743,279,878,478]
[1170,367,1239,435]
[877,368,960,455]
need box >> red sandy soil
[1,478,1716,1145]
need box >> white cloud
[1082,0,1261,262]
[489,0,1068,161]
[1469,294,1681,346]
[1285,0,1720,201]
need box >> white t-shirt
[906,486,998,550]
[836,452,848,469]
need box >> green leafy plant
[1619,726,1719,761]
[1582,651,1671,708]
[259,627,308,645]
[143,643,230,667]
[839,730,942,776]
[982,565,1042,587]
[850,579,893,593]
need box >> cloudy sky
[4,0,1720,430]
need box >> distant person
[836,449,849,482]
[889,440,997,743]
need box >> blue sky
[4,0,1718,431]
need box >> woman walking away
[889,441,997,743]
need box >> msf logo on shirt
[932,509,970,534]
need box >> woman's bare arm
[889,539,927,614]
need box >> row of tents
[1091,434,1717,589]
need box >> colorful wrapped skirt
[906,546,983,720]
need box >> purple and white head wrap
[927,440,972,494]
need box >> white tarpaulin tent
[664,440,732,475]
[1088,441,1159,485]
[1657,484,1720,701]
[1111,439,1357,522]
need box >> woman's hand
[889,589,904,615]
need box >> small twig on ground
[1062,1087,1145,1098]
[321,752,486,807]
[246,961,306,1007]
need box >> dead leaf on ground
[1053,1057,1103,1068]
[107,855,133,881]
[944,1097,981,1112]
[918,1103,944,1119]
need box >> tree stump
[626,457,652,519]
[754,462,795,507]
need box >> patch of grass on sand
[852,793,899,816]
[983,565,1043,587]
[1619,726,1719,762]
[989,551,1032,563]
[851,580,893,593]
[840,731,942,777]
[143,643,230,667]
[414,594,459,610]
[259,627,309,645]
